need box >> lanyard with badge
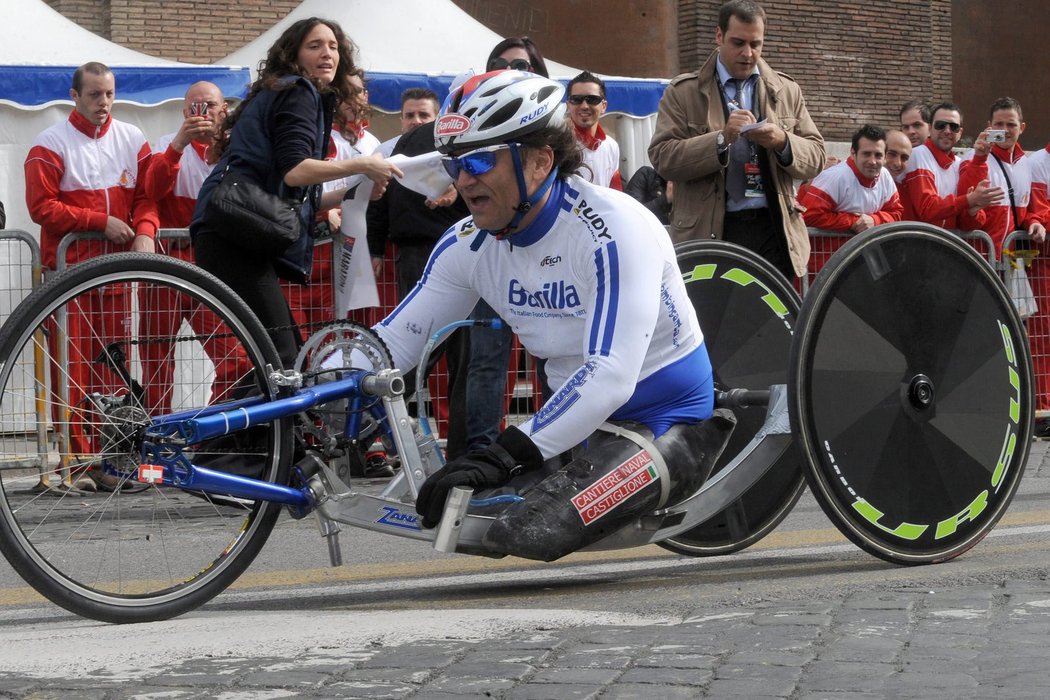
[720,77,765,198]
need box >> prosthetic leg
[483,410,736,561]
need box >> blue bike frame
[138,370,381,509]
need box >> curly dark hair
[214,17,358,158]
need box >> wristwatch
[716,130,729,158]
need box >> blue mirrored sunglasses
[441,143,514,180]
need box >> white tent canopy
[0,0,250,235]
[220,0,665,179]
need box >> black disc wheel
[790,223,1031,565]
[0,254,293,622]
[659,240,805,556]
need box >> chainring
[293,322,395,444]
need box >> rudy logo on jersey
[573,199,612,240]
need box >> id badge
[744,162,764,198]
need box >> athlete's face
[71,71,115,127]
[452,145,554,231]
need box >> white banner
[335,176,379,316]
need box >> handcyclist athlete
[373,70,728,560]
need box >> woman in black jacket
[191,17,401,365]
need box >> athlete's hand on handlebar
[416,426,543,528]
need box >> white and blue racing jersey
[374,174,712,459]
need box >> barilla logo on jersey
[435,114,471,137]
[508,279,581,309]
[519,103,549,125]
[572,450,658,526]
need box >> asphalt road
[2,444,1050,698]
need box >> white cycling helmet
[434,69,566,154]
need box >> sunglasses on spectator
[441,143,514,180]
[933,120,962,133]
[488,57,531,71]
[568,95,604,106]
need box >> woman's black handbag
[204,172,303,255]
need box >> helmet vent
[480,98,524,132]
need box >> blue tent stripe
[367,73,666,117]
[1,66,666,117]
[0,65,252,106]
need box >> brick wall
[451,0,678,79]
[45,0,109,38]
[44,0,300,64]
[677,0,954,142]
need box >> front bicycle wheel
[791,224,1031,565]
[0,253,293,622]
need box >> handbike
[0,223,1032,623]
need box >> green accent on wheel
[682,264,717,283]
[993,430,1016,489]
[1000,321,1015,365]
[1008,366,1020,423]
[851,499,928,540]
[719,268,790,318]
[935,490,989,539]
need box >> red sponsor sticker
[572,450,657,526]
[138,464,165,484]
[435,113,471,137]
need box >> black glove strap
[495,425,544,473]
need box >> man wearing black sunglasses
[900,101,1002,230]
[567,71,623,190]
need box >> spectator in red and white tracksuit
[900,102,999,231]
[567,71,623,190]
[23,62,158,484]
[1030,142,1050,420]
[958,99,1047,248]
[140,81,249,412]
[798,125,903,233]
[959,97,1050,414]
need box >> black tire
[659,240,806,557]
[790,224,1032,565]
[0,253,293,622]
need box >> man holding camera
[140,82,247,413]
[959,97,1047,246]
[899,101,1001,231]
[960,97,1050,426]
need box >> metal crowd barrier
[50,230,541,457]
[0,230,48,484]
[802,228,997,296]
